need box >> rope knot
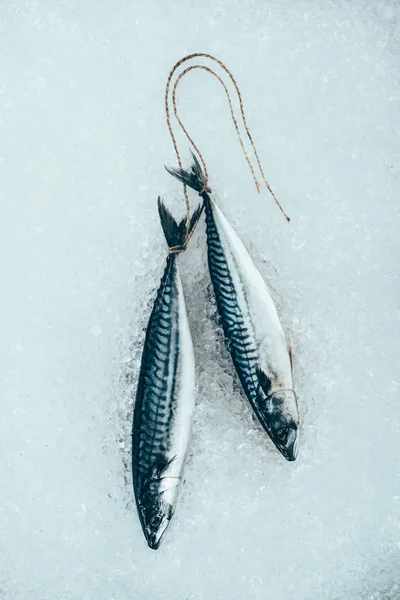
[168,244,186,255]
[199,184,212,196]
[168,240,187,254]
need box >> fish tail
[165,151,206,194]
[157,197,203,250]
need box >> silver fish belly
[204,195,299,460]
[132,253,195,549]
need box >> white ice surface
[1,1,400,599]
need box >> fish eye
[275,427,289,443]
[150,515,161,527]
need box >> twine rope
[165,53,290,225]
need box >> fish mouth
[273,426,299,461]
[144,516,170,550]
[146,533,161,551]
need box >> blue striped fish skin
[166,155,299,461]
[132,203,196,550]
[203,195,299,460]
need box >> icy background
[1,0,400,598]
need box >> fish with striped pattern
[132,199,201,549]
[167,155,299,461]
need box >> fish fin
[142,455,178,491]
[157,454,177,478]
[165,151,206,193]
[188,202,204,237]
[158,197,203,249]
[157,197,187,248]
[255,367,272,396]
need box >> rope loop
[164,53,291,234]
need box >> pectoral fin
[255,367,272,396]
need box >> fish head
[264,389,299,461]
[255,382,299,460]
[138,483,173,550]
[255,369,299,460]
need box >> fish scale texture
[1,1,400,599]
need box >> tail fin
[157,197,203,250]
[165,151,206,193]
